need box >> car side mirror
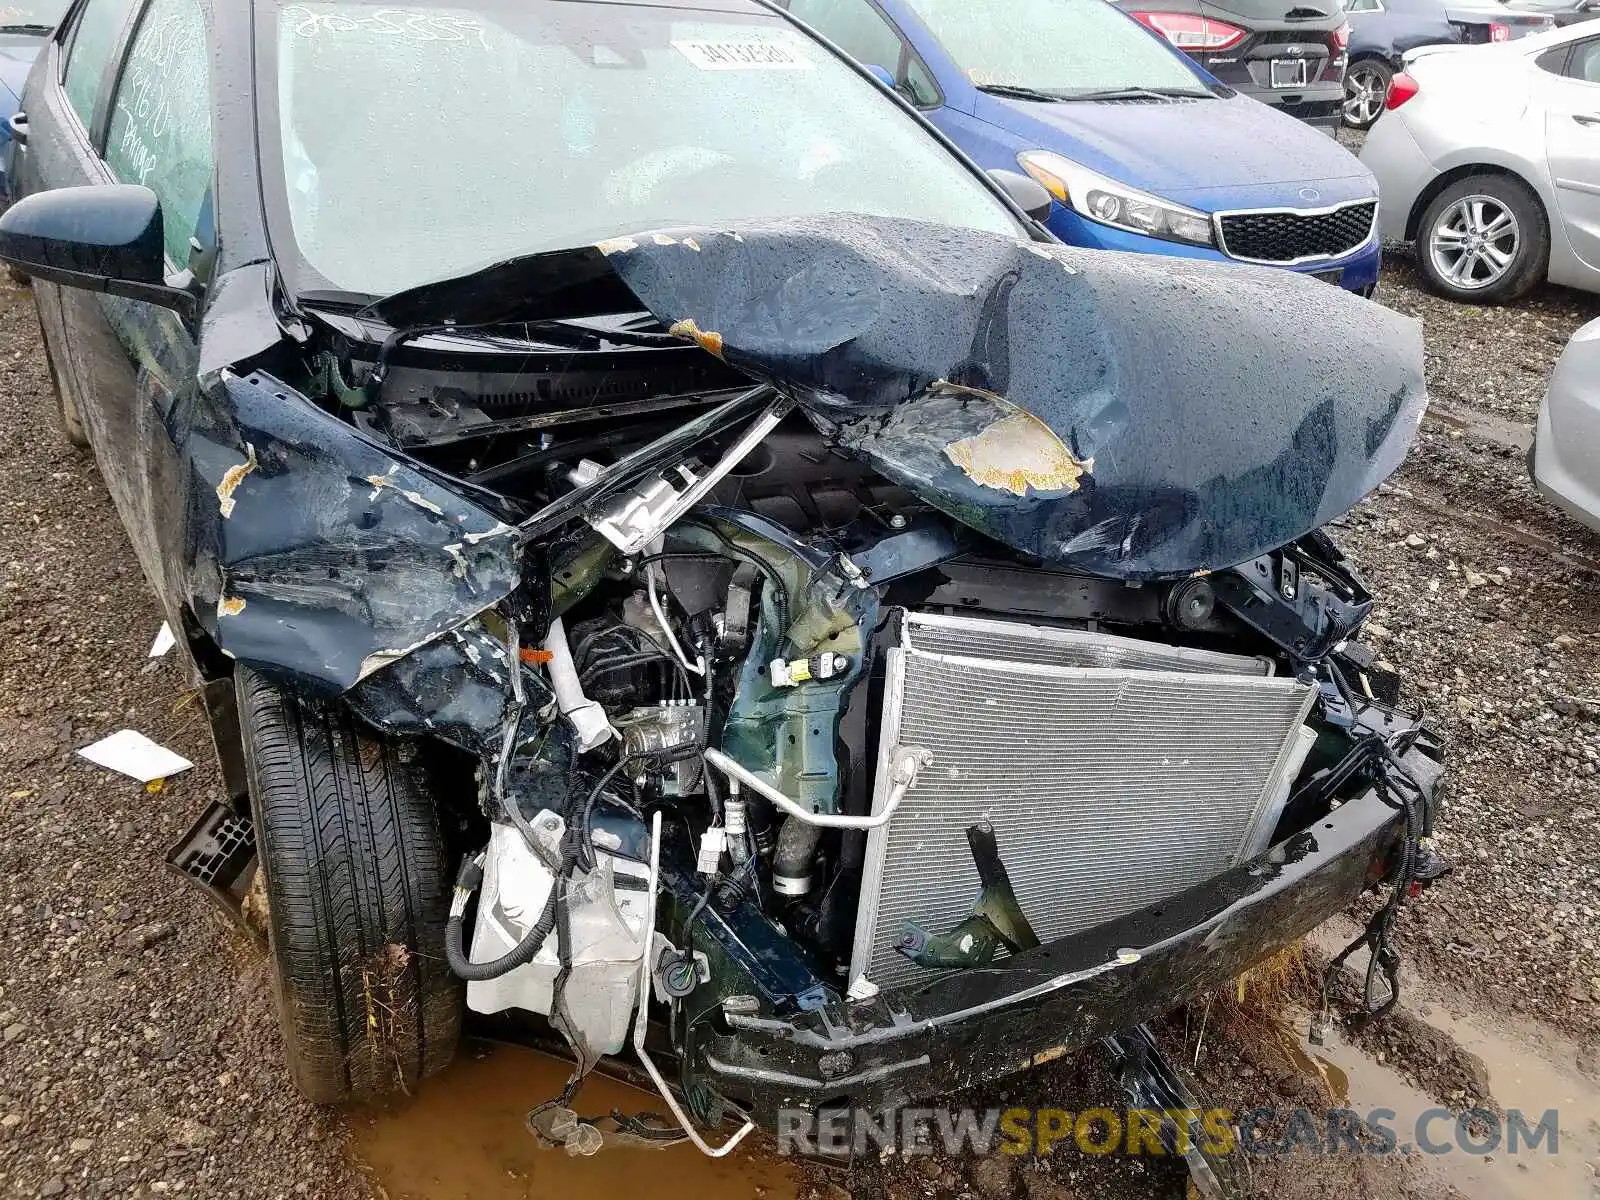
[864,62,896,88]
[987,168,1056,222]
[0,184,196,319]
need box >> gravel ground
[0,247,1597,1200]
[1341,258,1600,1039]
[0,279,365,1200]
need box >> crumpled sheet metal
[190,369,520,692]
[594,215,1426,579]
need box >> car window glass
[1536,44,1570,73]
[269,3,1020,297]
[1569,39,1600,82]
[63,0,137,130]
[906,0,1207,94]
[1344,0,1381,12]
[1,1,71,30]
[903,54,939,106]
[786,0,940,105]
[103,0,212,264]
[787,0,904,73]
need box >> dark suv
[1110,0,1350,129]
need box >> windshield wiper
[0,23,54,34]
[976,83,1065,103]
[1060,85,1214,101]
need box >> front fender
[179,367,520,694]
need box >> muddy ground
[0,256,1598,1200]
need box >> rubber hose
[444,867,560,982]
[772,815,821,896]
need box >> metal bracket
[1101,1024,1245,1200]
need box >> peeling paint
[595,235,638,256]
[357,635,433,681]
[366,468,446,516]
[945,409,1093,497]
[443,543,469,578]
[462,522,516,545]
[1027,1044,1071,1069]
[651,232,679,247]
[682,237,702,252]
[216,443,258,519]
[669,318,725,359]
[218,595,247,617]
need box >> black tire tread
[238,667,461,1104]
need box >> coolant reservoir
[466,817,650,1057]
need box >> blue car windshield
[907,0,1211,96]
[0,1,69,30]
[260,0,1024,298]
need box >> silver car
[1534,316,1600,527]
[1359,26,1600,302]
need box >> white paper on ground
[147,622,176,658]
[76,730,194,783]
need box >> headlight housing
[1018,150,1215,249]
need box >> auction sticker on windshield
[673,35,812,69]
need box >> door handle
[1575,113,1600,127]
[7,110,26,146]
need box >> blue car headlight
[1018,150,1215,249]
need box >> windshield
[262,0,1023,298]
[0,1,67,30]
[907,0,1210,95]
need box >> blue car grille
[1216,200,1377,265]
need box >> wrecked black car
[5,0,1442,1151]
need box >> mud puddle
[1284,925,1600,1199]
[349,1041,801,1200]
[1283,1017,1594,1200]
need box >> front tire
[1342,59,1392,129]
[1416,174,1548,304]
[239,667,462,1105]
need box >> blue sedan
[0,2,67,205]
[781,0,1385,295]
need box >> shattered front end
[192,216,1442,1145]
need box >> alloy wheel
[1427,195,1520,291]
[1342,67,1385,126]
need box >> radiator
[849,612,1316,991]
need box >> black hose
[573,624,640,670]
[443,854,560,982]
[576,746,696,871]
[772,816,820,897]
[581,650,674,680]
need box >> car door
[19,0,139,466]
[24,0,212,605]
[1543,35,1600,273]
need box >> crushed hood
[375,214,1426,579]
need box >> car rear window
[63,0,137,130]
[264,1,1023,297]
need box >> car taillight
[1385,71,1419,109]
[1332,21,1350,51]
[1130,11,1249,51]
[1489,20,1511,40]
